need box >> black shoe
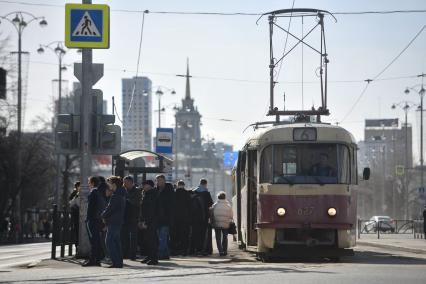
[82,261,100,267]
[158,256,170,260]
[141,257,151,264]
[147,260,159,265]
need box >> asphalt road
[0,243,425,284]
[0,242,51,269]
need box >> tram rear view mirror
[363,167,370,180]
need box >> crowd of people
[69,175,234,268]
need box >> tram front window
[260,144,350,184]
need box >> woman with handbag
[211,191,233,256]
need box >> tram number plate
[297,206,314,216]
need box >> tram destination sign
[293,128,317,141]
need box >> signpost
[65,1,111,258]
[65,3,110,49]
[156,128,173,154]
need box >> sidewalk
[356,234,426,254]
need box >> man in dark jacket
[191,178,213,255]
[171,180,191,255]
[122,176,142,260]
[423,205,426,237]
[101,176,127,268]
[82,176,106,267]
[139,180,159,265]
[155,174,175,260]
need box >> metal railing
[357,219,425,239]
[51,204,76,259]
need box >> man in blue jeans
[82,176,106,267]
[155,175,175,260]
[101,176,127,268]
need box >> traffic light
[55,114,80,154]
[0,68,6,100]
[92,114,121,155]
[114,156,126,177]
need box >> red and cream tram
[232,123,369,260]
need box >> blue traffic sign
[224,151,238,168]
[156,128,173,154]
[65,4,110,48]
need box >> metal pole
[77,0,93,258]
[405,107,409,219]
[268,15,274,114]
[15,27,23,243]
[58,54,62,113]
[421,92,424,193]
[55,54,62,207]
[382,145,386,213]
[175,116,178,180]
[158,93,161,128]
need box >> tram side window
[240,151,247,188]
[337,145,350,184]
[260,146,273,183]
[351,148,358,184]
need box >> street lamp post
[0,12,47,242]
[37,41,67,206]
[154,86,176,128]
[405,82,426,197]
[37,41,67,113]
[391,100,415,218]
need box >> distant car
[364,216,396,233]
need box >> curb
[357,241,426,254]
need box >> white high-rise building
[121,76,152,151]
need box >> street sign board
[156,128,173,154]
[65,3,110,49]
[395,165,405,176]
[224,151,238,168]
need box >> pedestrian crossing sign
[65,3,110,49]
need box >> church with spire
[175,60,203,157]
[173,59,233,193]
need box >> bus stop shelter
[112,150,173,184]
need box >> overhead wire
[275,0,296,80]
[340,24,426,123]
[0,1,425,16]
[24,59,424,84]
[126,10,148,117]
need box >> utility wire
[24,59,422,85]
[0,1,425,16]
[113,99,123,124]
[340,24,426,123]
[275,0,296,80]
[126,10,148,117]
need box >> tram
[232,122,369,259]
[232,8,370,259]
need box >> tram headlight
[277,207,286,216]
[327,207,337,217]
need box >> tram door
[246,149,258,246]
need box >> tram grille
[275,228,336,246]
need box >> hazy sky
[0,0,425,161]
